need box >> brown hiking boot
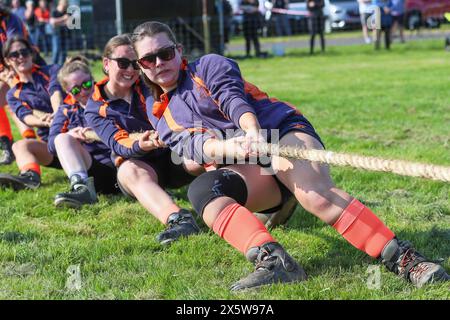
[381,238,449,288]
[230,242,307,291]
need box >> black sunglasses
[137,45,177,69]
[109,57,140,70]
[69,79,93,96]
[8,48,31,60]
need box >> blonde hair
[57,57,91,92]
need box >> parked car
[328,0,361,30]
[269,0,331,34]
[405,0,450,29]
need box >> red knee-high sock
[21,163,41,175]
[0,107,13,141]
[212,203,276,254]
[333,198,395,258]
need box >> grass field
[0,39,449,300]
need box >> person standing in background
[24,0,36,44]
[271,0,292,37]
[373,0,393,50]
[390,0,405,43]
[307,0,325,55]
[11,0,26,22]
[358,0,373,44]
[241,0,262,58]
[34,0,50,56]
[50,0,69,65]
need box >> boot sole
[0,175,39,190]
[54,197,83,209]
[230,268,308,292]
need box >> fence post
[115,0,123,35]
[216,0,225,55]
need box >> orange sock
[21,129,37,139]
[212,203,276,254]
[21,163,41,175]
[333,198,395,258]
[0,107,13,141]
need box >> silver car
[329,0,362,30]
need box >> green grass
[0,39,449,300]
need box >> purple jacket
[85,77,168,167]
[48,95,113,167]
[145,54,300,164]
[7,64,60,142]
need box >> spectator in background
[390,0,405,43]
[50,0,69,65]
[271,0,292,37]
[241,0,263,58]
[307,0,325,55]
[358,0,373,44]
[222,0,233,45]
[34,0,50,56]
[11,0,26,22]
[24,0,36,44]
[373,0,392,50]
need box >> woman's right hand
[67,127,86,140]
[138,130,165,152]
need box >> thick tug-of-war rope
[33,110,449,182]
[255,143,450,183]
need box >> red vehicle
[405,0,450,29]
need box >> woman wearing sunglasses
[0,5,44,165]
[47,57,120,209]
[85,34,203,245]
[0,36,63,190]
[131,21,449,290]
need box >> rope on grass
[33,110,450,182]
[256,142,450,182]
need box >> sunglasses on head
[137,45,177,69]
[69,79,93,96]
[8,48,31,60]
[109,57,140,70]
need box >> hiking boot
[381,238,449,288]
[230,242,308,291]
[0,170,40,190]
[54,175,97,209]
[156,209,200,245]
[254,196,298,230]
[0,136,14,165]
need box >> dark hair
[131,21,179,100]
[2,35,34,67]
[57,56,91,91]
[102,33,133,75]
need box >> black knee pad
[187,169,248,217]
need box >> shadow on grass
[283,203,450,277]
[0,231,38,244]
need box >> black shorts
[45,156,62,169]
[87,159,120,195]
[117,152,196,199]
